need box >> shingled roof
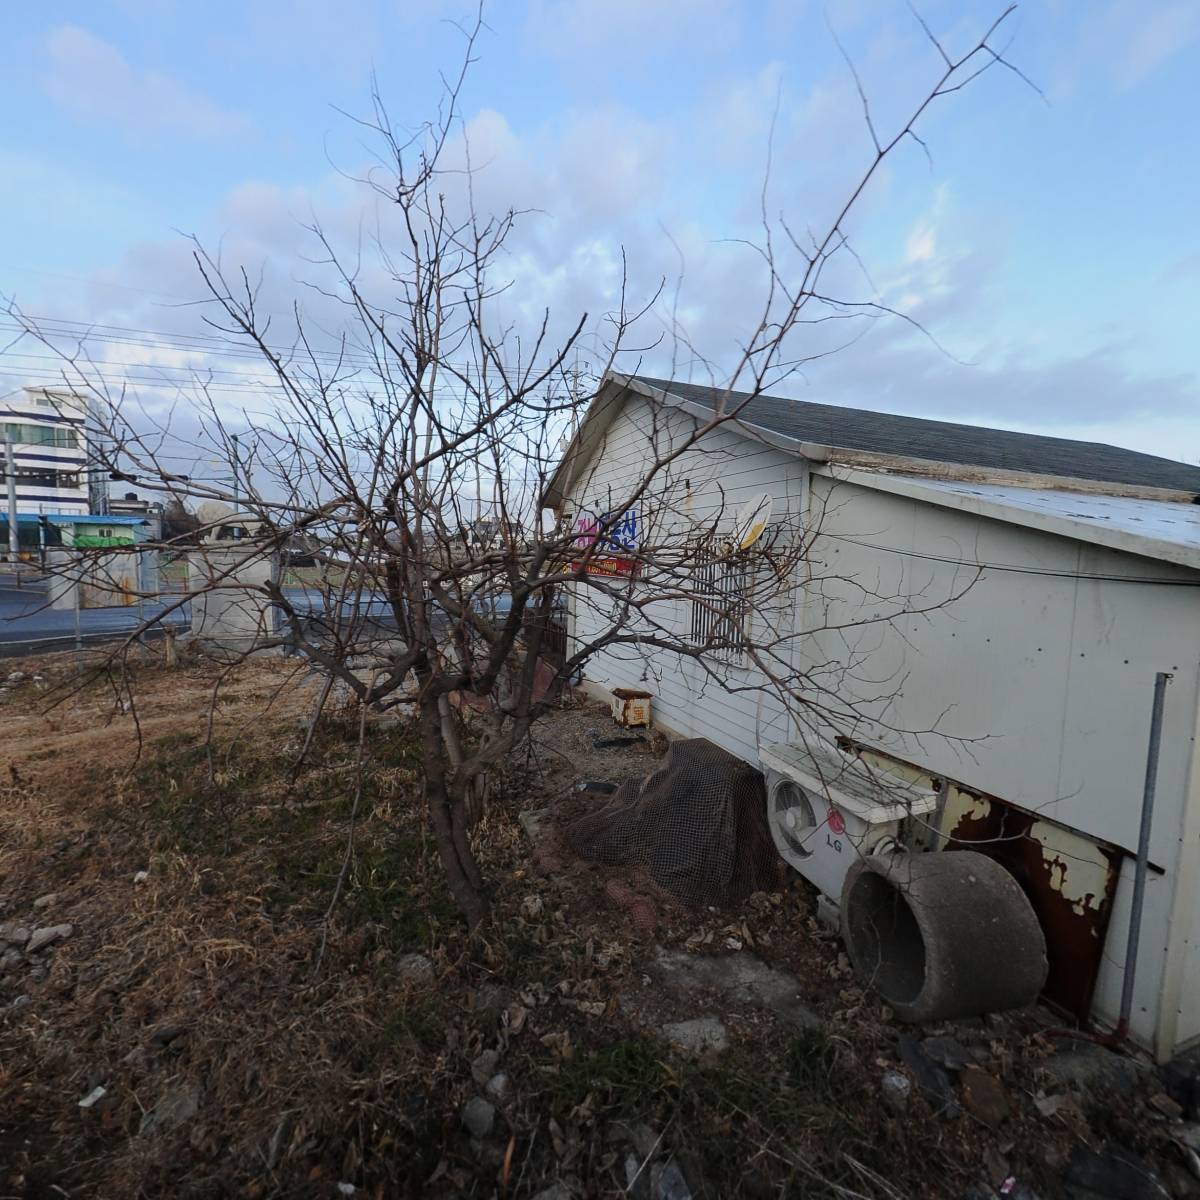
[633,375,1200,495]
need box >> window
[14,469,80,490]
[689,543,751,660]
[3,422,79,448]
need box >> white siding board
[560,396,1200,1054]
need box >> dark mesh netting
[565,738,784,909]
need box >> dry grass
[0,651,1177,1199]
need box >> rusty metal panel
[611,686,652,728]
[940,785,1121,1023]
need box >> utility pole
[5,437,18,563]
[231,433,240,509]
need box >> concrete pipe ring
[839,850,1048,1023]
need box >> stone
[650,1161,692,1200]
[461,1096,495,1139]
[653,949,819,1030]
[1148,1091,1184,1120]
[921,1035,974,1071]
[1162,1163,1200,1199]
[880,1070,912,1117]
[898,1034,959,1117]
[625,1155,651,1200]
[0,922,31,947]
[1043,1043,1149,1097]
[959,1067,1011,1128]
[1174,1123,1200,1153]
[518,808,550,842]
[0,947,22,970]
[32,894,58,909]
[396,953,434,984]
[608,1120,661,1160]
[6,995,31,1013]
[471,1049,501,1086]
[1064,1145,1171,1199]
[7,671,25,683]
[660,1016,728,1058]
[531,1185,576,1200]
[26,924,72,954]
[1034,1093,1077,1119]
[485,1072,511,1103]
[139,1085,201,1135]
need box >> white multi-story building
[0,388,91,515]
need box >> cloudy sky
[1,0,1197,466]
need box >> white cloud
[525,0,741,60]
[42,25,248,140]
[1115,1,1200,87]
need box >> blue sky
[1,0,1197,463]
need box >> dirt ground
[1,650,1197,1199]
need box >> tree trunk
[419,701,487,929]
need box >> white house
[0,388,91,515]
[545,372,1200,1060]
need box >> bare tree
[7,5,1025,928]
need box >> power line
[1,314,497,375]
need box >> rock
[609,1120,661,1160]
[531,1185,576,1200]
[32,893,57,909]
[461,1096,495,1139]
[1161,1049,1200,1119]
[650,1161,692,1200]
[660,1016,728,1058]
[151,1026,188,1048]
[5,995,31,1013]
[485,1072,511,1103]
[1034,1093,1078,1119]
[7,671,26,683]
[0,947,22,970]
[625,1154,651,1200]
[1148,1091,1184,1120]
[518,808,550,842]
[1043,1043,1149,1097]
[139,1085,201,1135]
[959,1067,1011,1128]
[26,924,73,954]
[921,1035,974,1071]
[898,1033,959,1117]
[981,1144,1009,1189]
[1162,1163,1200,1199]
[0,922,31,947]
[1064,1145,1171,1200]
[653,949,819,1030]
[471,1049,501,1086]
[1173,1123,1200,1153]
[396,953,434,984]
[880,1070,912,1116]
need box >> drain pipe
[1051,671,1172,1048]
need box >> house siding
[561,389,1200,1055]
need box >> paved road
[0,578,399,657]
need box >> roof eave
[819,465,1200,573]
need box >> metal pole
[231,433,240,509]
[73,557,83,661]
[1118,671,1173,1035]
[6,437,18,563]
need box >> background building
[0,388,90,515]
